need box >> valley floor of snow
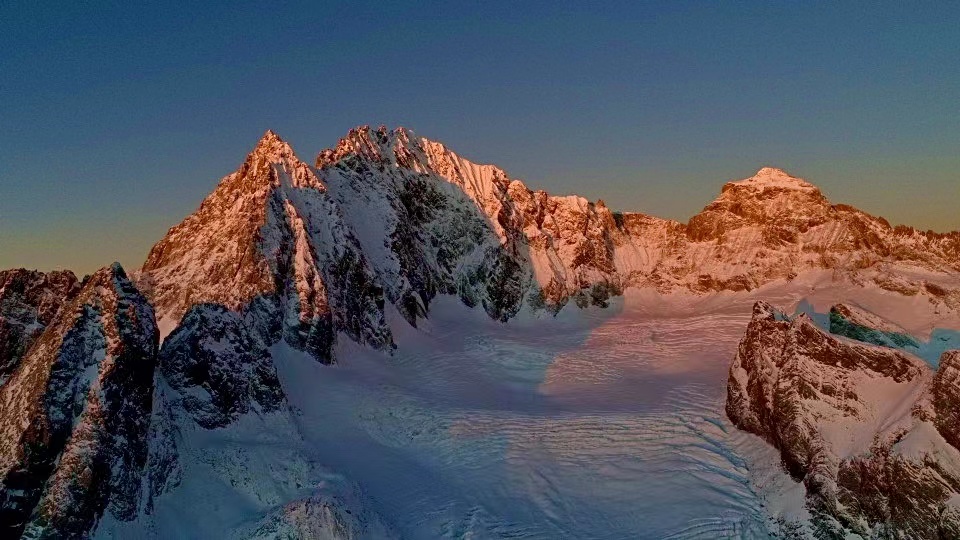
[104,272,960,539]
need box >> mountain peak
[727,166,818,192]
[229,129,321,190]
[0,255,157,538]
[258,129,283,144]
[316,124,417,168]
[249,129,294,163]
[755,166,791,177]
[689,166,830,241]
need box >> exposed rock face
[159,303,284,428]
[659,167,959,294]
[140,130,391,362]
[932,351,960,450]
[726,302,925,474]
[727,301,960,538]
[0,263,158,539]
[317,126,624,319]
[0,269,79,381]
[138,127,638,361]
[687,167,831,242]
[120,303,300,533]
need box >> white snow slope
[95,270,960,539]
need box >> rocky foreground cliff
[727,301,960,538]
[0,264,157,538]
[0,269,79,382]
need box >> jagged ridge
[139,126,960,366]
[727,301,960,537]
[0,264,158,539]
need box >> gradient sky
[2,1,958,275]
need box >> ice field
[106,273,960,539]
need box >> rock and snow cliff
[727,301,960,538]
[139,130,391,363]
[0,264,157,538]
[0,269,79,382]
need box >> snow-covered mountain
[727,301,960,537]
[138,130,391,363]
[1,125,959,538]
[139,126,959,364]
[138,126,639,364]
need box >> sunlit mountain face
[1,127,959,539]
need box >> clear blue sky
[2,1,958,275]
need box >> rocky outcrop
[686,168,831,242]
[317,126,623,320]
[0,269,79,381]
[932,351,960,450]
[139,130,391,363]
[727,301,960,538]
[656,167,959,294]
[138,127,637,362]
[159,303,284,428]
[0,263,158,539]
[233,481,399,540]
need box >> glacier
[94,269,960,539]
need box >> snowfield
[78,126,960,539]
[97,271,960,539]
